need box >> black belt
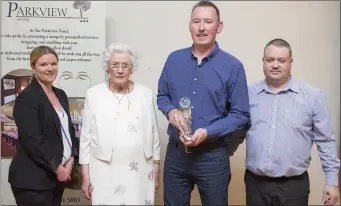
[169,137,227,154]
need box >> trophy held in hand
[179,97,193,141]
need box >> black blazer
[8,77,78,190]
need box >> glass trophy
[179,97,193,140]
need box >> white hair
[102,43,139,72]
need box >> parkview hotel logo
[6,1,91,22]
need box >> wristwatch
[153,160,161,164]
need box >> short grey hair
[102,43,139,71]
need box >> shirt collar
[191,41,220,59]
[257,76,299,94]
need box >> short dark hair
[264,38,292,57]
[192,0,220,22]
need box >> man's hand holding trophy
[179,97,208,147]
[179,97,193,141]
[168,97,208,147]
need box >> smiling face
[32,53,58,86]
[263,45,293,84]
[106,52,133,85]
[189,6,223,48]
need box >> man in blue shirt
[245,38,340,206]
[157,1,250,205]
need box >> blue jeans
[164,140,231,206]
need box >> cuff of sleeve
[153,154,160,161]
[326,172,339,186]
[204,125,215,139]
[79,157,89,165]
[49,158,59,173]
[164,105,176,119]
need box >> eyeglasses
[108,63,132,71]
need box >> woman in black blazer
[8,45,78,206]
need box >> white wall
[105,1,340,205]
[1,1,340,205]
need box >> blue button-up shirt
[157,43,250,143]
[246,77,340,186]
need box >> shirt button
[193,92,195,94]
[271,125,275,129]
[266,172,271,176]
[194,78,197,81]
[191,106,194,109]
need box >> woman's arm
[151,98,161,161]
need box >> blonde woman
[79,43,161,205]
[9,45,78,206]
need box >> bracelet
[153,160,161,164]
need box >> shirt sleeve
[151,96,161,161]
[204,62,250,141]
[312,91,340,186]
[157,56,176,118]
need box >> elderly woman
[9,45,78,206]
[79,43,161,205]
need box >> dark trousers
[11,185,64,206]
[244,169,310,206]
[164,139,231,206]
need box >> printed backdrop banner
[1,1,106,205]
[1,0,106,97]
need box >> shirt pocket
[280,102,312,129]
[201,67,226,101]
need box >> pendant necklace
[109,80,131,111]
[113,92,126,104]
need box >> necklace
[108,80,131,110]
[113,92,126,104]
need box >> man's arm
[157,57,176,117]
[204,63,250,141]
[312,91,340,186]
